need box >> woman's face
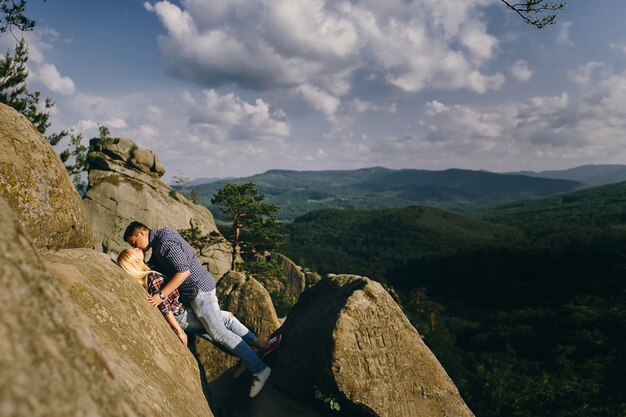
[131,247,144,264]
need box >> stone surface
[83,137,231,278]
[43,247,213,417]
[0,102,94,252]
[249,252,314,316]
[271,252,307,301]
[195,271,280,381]
[0,198,209,417]
[304,269,321,289]
[269,274,475,417]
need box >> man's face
[127,229,149,251]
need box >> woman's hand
[176,331,188,346]
[147,292,164,307]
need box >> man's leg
[190,290,266,374]
[177,307,247,355]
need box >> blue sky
[5,0,626,181]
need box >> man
[124,221,275,398]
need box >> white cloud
[106,118,128,129]
[609,42,626,55]
[32,64,76,95]
[186,89,290,141]
[510,60,533,82]
[410,68,626,169]
[424,100,449,116]
[295,85,340,116]
[145,0,503,100]
[569,62,606,85]
[556,21,573,46]
[350,99,396,114]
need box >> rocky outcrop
[269,274,475,417]
[218,271,281,337]
[195,271,280,381]
[271,252,307,300]
[304,269,321,288]
[0,197,211,417]
[0,103,93,252]
[82,137,231,278]
[249,252,319,316]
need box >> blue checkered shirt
[148,227,215,304]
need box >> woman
[116,248,280,360]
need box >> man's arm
[147,270,190,307]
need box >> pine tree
[0,37,56,138]
[211,182,285,271]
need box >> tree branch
[499,0,566,29]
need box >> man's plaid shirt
[148,227,216,304]
[146,271,184,317]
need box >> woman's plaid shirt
[146,271,184,317]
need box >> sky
[4,0,626,182]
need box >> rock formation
[0,198,212,417]
[269,274,475,417]
[303,269,321,289]
[250,252,319,316]
[0,103,93,251]
[195,270,280,381]
[270,252,307,300]
[82,137,231,278]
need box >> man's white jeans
[176,306,255,354]
[190,289,266,374]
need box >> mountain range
[184,166,602,220]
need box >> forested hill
[282,205,522,280]
[475,179,626,238]
[189,167,582,220]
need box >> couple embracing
[117,221,280,398]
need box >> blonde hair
[116,249,156,289]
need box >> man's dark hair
[123,221,149,242]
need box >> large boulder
[0,197,211,416]
[82,137,231,279]
[0,103,93,252]
[43,247,213,417]
[195,271,280,381]
[269,274,475,417]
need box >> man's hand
[147,292,164,307]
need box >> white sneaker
[233,361,247,379]
[249,366,271,398]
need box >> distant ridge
[474,179,626,234]
[508,164,626,185]
[178,177,233,187]
[187,167,582,220]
